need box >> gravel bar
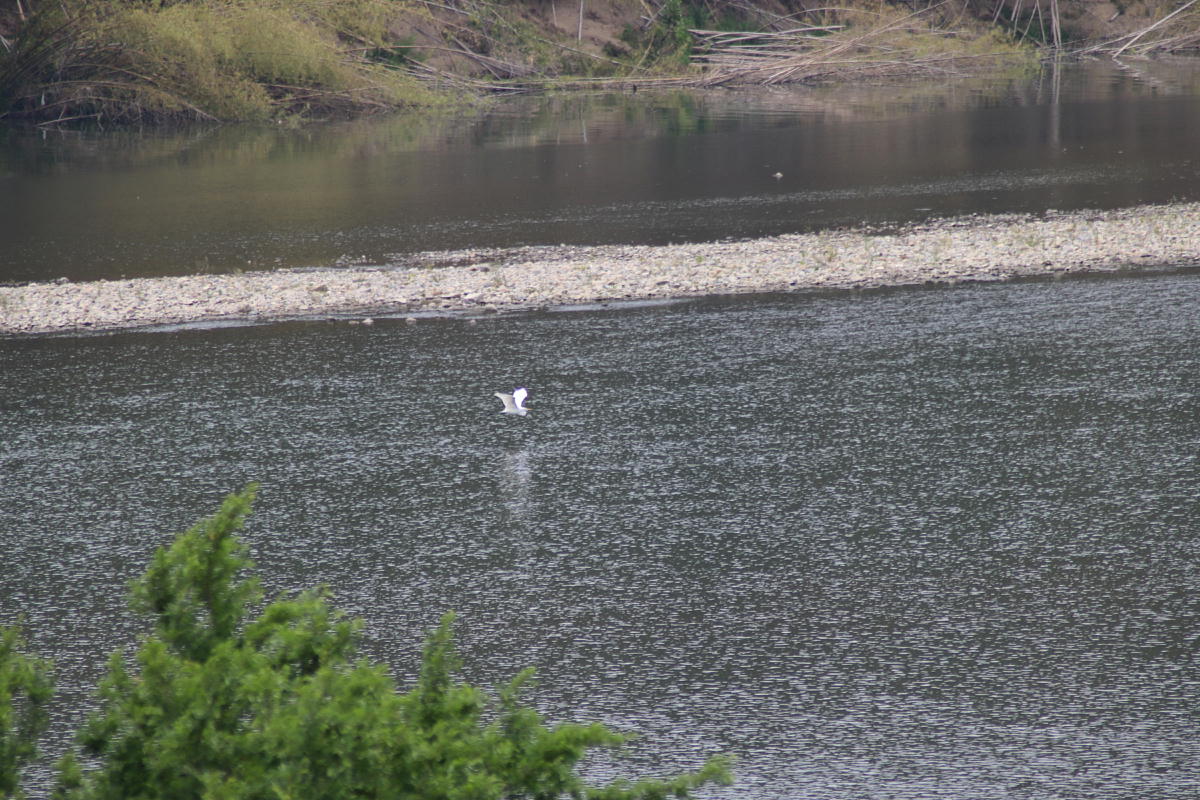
[3,203,1199,336]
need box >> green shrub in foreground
[0,623,53,799]
[49,485,731,800]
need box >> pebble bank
[3,203,1199,336]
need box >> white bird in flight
[495,387,529,416]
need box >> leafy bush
[0,623,53,799]
[51,485,732,800]
[618,0,699,67]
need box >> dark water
[5,59,1200,282]
[3,272,1199,798]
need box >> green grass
[0,0,444,123]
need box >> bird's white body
[495,387,529,416]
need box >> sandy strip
[3,203,1199,335]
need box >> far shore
[3,202,1200,336]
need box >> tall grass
[0,0,442,124]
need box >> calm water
[3,273,1199,798]
[4,59,1200,282]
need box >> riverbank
[4,0,1194,125]
[3,202,1199,336]
[0,0,1043,125]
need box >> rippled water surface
[3,273,1199,797]
[4,59,1200,281]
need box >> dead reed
[402,1,1032,95]
[1077,0,1200,56]
[686,5,1030,87]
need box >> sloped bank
[3,203,1199,336]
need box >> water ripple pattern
[1,274,1198,798]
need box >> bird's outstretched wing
[495,391,518,413]
[512,387,528,409]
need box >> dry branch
[1112,0,1200,55]
[1078,0,1200,55]
[448,35,534,78]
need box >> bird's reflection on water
[497,448,532,524]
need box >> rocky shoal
[3,203,1199,335]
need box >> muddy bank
[3,203,1199,336]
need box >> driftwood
[689,25,844,49]
[405,60,536,92]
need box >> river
[4,59,1200,283]
[2,59,1200,798]
[3,273,1199,797]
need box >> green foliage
[129,485,262,662]
[618,0,709,68]
[0,622,54,799]
[57,485,732,800]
